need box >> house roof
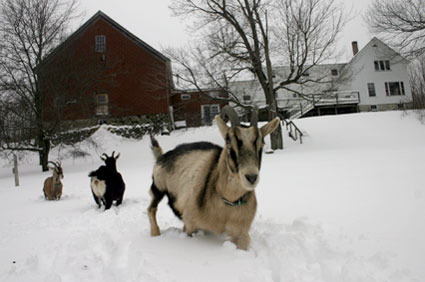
[40,10,170,67]
[347,37,409,65]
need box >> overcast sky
[79,0,374,62]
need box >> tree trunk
[38,137,50,172]
[266,90,284,150]
[269,109,283,150]
[13,153,19,187]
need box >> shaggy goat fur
[89,152,126,210]
[147,106,280,250]
[43,161,64,200]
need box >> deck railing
[282,119,303,144]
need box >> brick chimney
[352,41,359,56]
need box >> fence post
[13,153,19,187]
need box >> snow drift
[1,111,424,282]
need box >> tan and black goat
[43,161,64,200]
[148,106,280,250]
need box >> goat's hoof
[150,229,161,237]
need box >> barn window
[181,94,191,100]
[95,35,106,52]
[95,93,109,116]
[331,69,338,76]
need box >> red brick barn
[38,11,172,124]
[170,89,229,127]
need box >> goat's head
[215,106,280,191]
[48,161,64,179]
[100,151,120,170]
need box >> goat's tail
[150,134,163,161]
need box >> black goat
[89,151,126,209]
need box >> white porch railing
[286,91,360,119]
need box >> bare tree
[409,56,425,110]
[0,0,80,171]
[169,0,347,149]
[365,0,425,58]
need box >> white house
[341,37,412,112]
[229,37,412,119]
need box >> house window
[367,83,376,97]
[243,95,251,102]
[374,60,390,71]
[95,35,106,52]
[371,105,378,111]
[384,82,405,96]
[331,69,338,76]
[385,60,390,70]
[201,104,220,125]
[95,93,109,116]
[181,94,191,100]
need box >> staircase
[282,119,304,144]
[288,100,315,119]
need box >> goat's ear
[260,117,280,137]
[215,115,229,139]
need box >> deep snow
[1,111,424,282]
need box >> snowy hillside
[1,111,424,282]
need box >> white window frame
[384,81,405,96]
[201,104,220,124]
[95,35,106,52]
[367,83,376,97]
[374,60,391,71]
[95,93,109,116]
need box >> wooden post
[13,153,19,187]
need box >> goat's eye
[237,139,243,149]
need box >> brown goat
[43,161,64,200]
[147,106,280,250]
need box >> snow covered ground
[1,111,424,282]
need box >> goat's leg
[92,191,101,208]
[104,193,113,210]
[228,230,251,251]
[115,196,123,206]
[147,182,164,236]
[183,223,196,237]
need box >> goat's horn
[55,161,61,168]
[220,106,240,128]
[111,151,115,158]
[48,161,58,168]
[250,106,258,128]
